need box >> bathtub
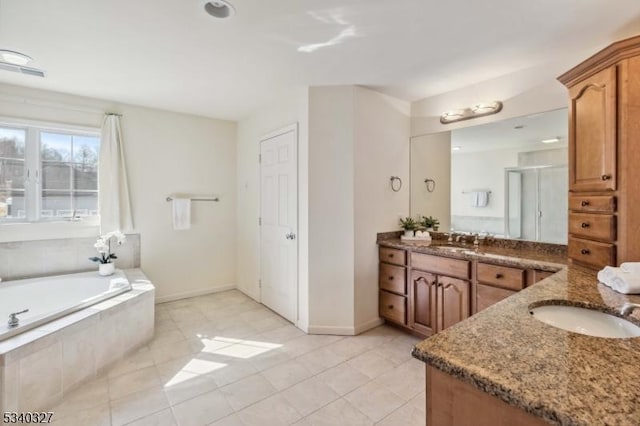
[0,270,132,342]
[0,268,154,413]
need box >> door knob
[601,174,612,181]
[285,232,296,240]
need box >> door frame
[259,123,299,324]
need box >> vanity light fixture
[541,138,560,144]
[440,101,503,124]
[204,0,236,19]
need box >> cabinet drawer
[411,253,470,279]
[477,263,525,290]
[379,263,406,295]
[477,284,516,313]
[528,270,555,287]
[569,195,616,213]
[379,291,406,325]
[569,237,615,269]
[569,212,616,241]
[379,247,406,266]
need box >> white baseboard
[354,317,384,335]
[306,325,356,335]
[155,284,237,304]
[236,286,260,303]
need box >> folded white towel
[471,191,489,208]
[620,262,640,274]
[172,197,191,231]
[597,266,640,294]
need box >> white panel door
[260,125,298,323]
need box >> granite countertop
[412,265,640,425]
[379,238,567,271]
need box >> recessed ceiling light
[204,0,236,19]
[541,138,560,144]
[452,146,461,151]
[0,50,32,66]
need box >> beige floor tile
[344,381,405,422]
[157,354,230,380]
[50,378,109,419]
[171,389,234,426]
[347,351,397,379]
[219,373,277,410]
[109,366,162,400]
[323,338,371,360]
[150,339,198,365]
[208,359,259,387]
[375,401,425,426]
[281,377,340,416]
[373,360,424,401]
[110,386,170,426]
[255,324,306,344]
[107,347,155,379]
[51,402,111,426]
[248,348,291,371]
[408,391,426,414]
[208,413,245,426]
[127,408,177,426]
[303,398,374,426]
[237,394,302,426]
[163,371,219,406]
[296,347,348,375]
[316,363,371,396]
[261,359,313,391]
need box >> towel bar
[166,196,220,202]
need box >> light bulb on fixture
[472,102,501,114]
[440,101,503,124]
[441,110,466,122]
[541,138,560,144]
[0,50,32,66]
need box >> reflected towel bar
[462,190,492,194]
[166,196,220,202]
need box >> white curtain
[99,114,133,233]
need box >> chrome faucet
[620,303,640,316]
[8,309,28,328]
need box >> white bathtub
[0,270,131,342]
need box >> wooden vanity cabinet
[378,247,408,326]
[559,35,640,268]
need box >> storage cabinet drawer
[379,247,406,266]
[379,263,406,295]
[477,284,516,313]
[379,291,406,325]
[528,270,555,287]
[569,212,616,241]
[569,195,616,213]
[569,237,615,269]
[477,263,525,290]
[411,253,470,279]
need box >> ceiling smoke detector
[204,0,236,19]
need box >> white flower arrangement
[89,230,126,264]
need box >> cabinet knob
[388,276,394,281]
[495,273,504,279]
[387,305,394,310]
[581,200,590,207]
[388,254,394,258]
[601,174,612,181]
[581,222,590,228]
[580,249,591,255]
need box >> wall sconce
[440,101,503,124]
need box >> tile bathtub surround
[0,234,141,281]
[0,268,154,413]
[412,266,640,425]
[40,290,425,426]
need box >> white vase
[99,262,115,276]
[403,230,414,238]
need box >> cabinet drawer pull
[581,222,590,228]
[601,174,612,181]
[580,249,591,255]
[388,253,394,258]
[495,273,504,279]
[387,305,394,310]
[388,276,394,280]
[581,200,590,207]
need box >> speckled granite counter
[412,265,640,425]
[379,238,567,271]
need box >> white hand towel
[172,197,191,230]
[470,191,489,208]
[597,266,640,294]
[620,262,640,274]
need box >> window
[0,122,100,223]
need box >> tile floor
[50,290,425,426]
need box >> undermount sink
[435,245,472,253]
[529,304,640,338]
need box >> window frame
[0,116,101,233]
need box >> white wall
[0,83,237,302]
[410,132,451,231]
[236,88,310,329]
[353,87,410,330]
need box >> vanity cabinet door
[410,271,437,336]
[437,276,470,332]
[568,66,617,192]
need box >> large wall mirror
[410,108,568,244]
